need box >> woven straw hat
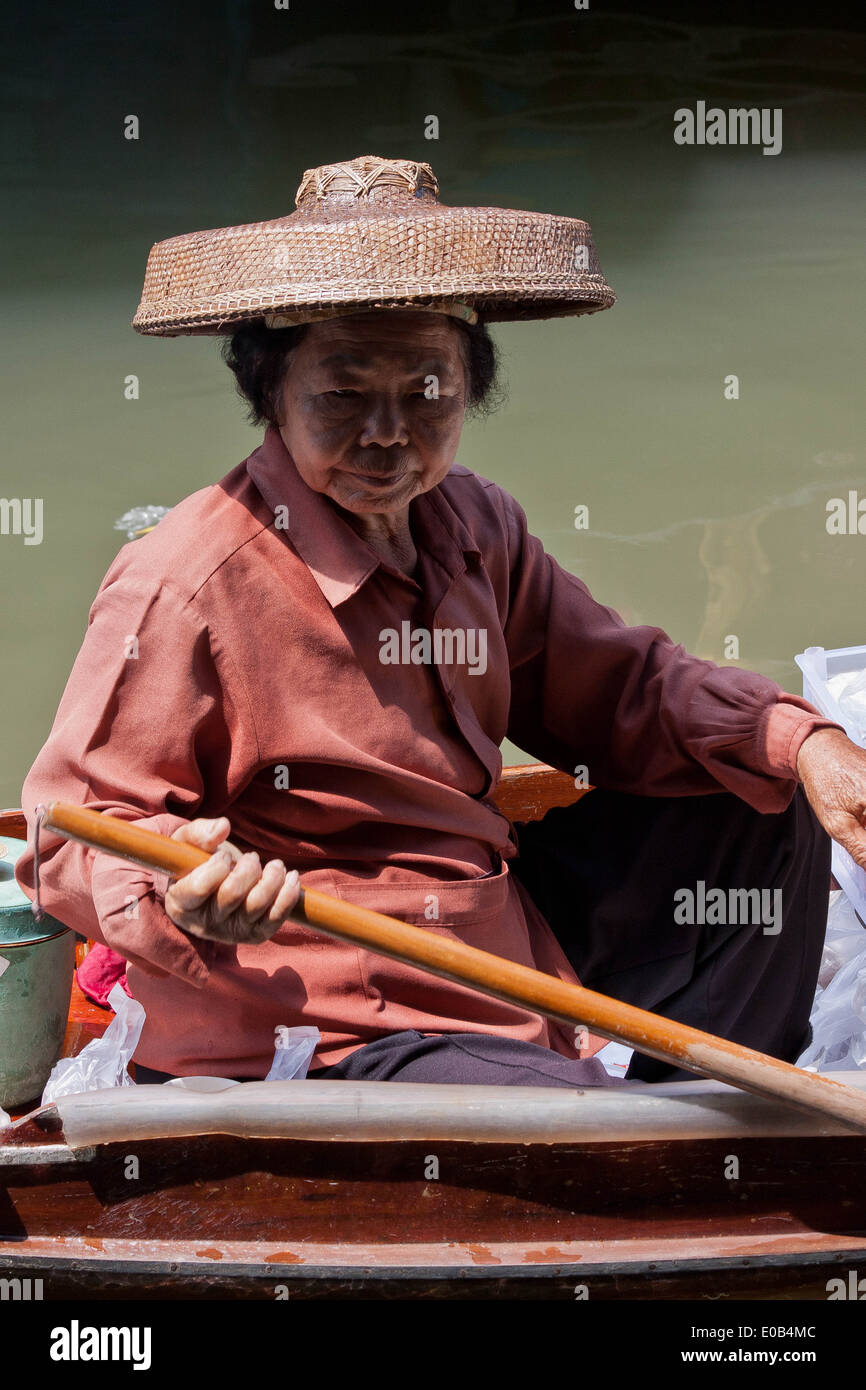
[132,154,615,336]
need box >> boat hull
[3,1126,866,1298]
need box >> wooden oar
[41,799,866,1133]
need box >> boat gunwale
[3,1243,866,1284]
[5,1073,866,1156]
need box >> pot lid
[0,835,69,944]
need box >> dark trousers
[509,783,829,1082]
[136,786,830,1089]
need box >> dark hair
[221,314,502,427]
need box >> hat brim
[132,205,616,336]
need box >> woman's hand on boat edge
[797,728,866,869]
[164,817,301,944]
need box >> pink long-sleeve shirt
[15,426,839,1075]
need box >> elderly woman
[16,156,866,1088]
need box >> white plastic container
[795,645,866,924]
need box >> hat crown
[294,155,440,213]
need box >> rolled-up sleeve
[501,493,842,812]
[15,567,243,984]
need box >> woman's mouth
[345,470,405,488]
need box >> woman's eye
[328,389,358,398]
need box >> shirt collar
[246,426,482,609]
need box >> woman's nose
[358,398,410,448]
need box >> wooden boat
[2,767,865,1300]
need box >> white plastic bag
[798,892,866,1072]
[41,983,145,1103]
[155,1028,321,1089]
[826,668,866,744]
[39,991,319,1101]
[595,1040,634,1078]
[264,1025,320,1081]
[817,891,866,989]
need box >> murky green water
[2,5,864,805]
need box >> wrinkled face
[276,310,468,515]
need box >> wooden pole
[40,799,866,1134]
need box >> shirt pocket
[328,857,544,1030]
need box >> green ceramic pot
[0,835,74,1108]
